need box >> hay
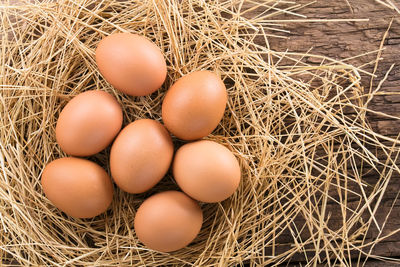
[375,0,400,14]
[1,0,400,266]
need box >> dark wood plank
[260,0,400,263]
[268,0,400,126]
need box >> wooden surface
[263,0,400,264]
[2,1,399,265]
[269,0,400,135]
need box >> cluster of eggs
[41,33,241,252]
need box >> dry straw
[1,0,400,266]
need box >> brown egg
[162,71,227,140]
[56,90,123,157]
[110,119,173,194]
[95,33,167,96]
[134,191,203,252]
[41,157,113,218]
[173,140,241,203]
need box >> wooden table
[264,1,400,265]
[2,1,399,265]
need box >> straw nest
[1,0,400,266]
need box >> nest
[1,0,400,266]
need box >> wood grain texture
[268,0,400,136]
[262,0,400,264]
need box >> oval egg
[173,140,241,203]
[162,70,227,140]
[95,33,167,96]
[41,157,113,218]
[110,119,174,194]
[134,191,203,252]
[56,90,123,157]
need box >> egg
[110,119,173,194]
[95,33,167,96]
[41,157,113,218]
[162,70,227,140]
[173,140,240,203]
[134,191,203,252]
[56,90,123,157]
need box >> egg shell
[56,90,123,157]
[134,191,203,252]
[173,140,241,203]
[41,157,113,219]
[110,119,174,194]
[161,70,227,140]
[95,33,167,96]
